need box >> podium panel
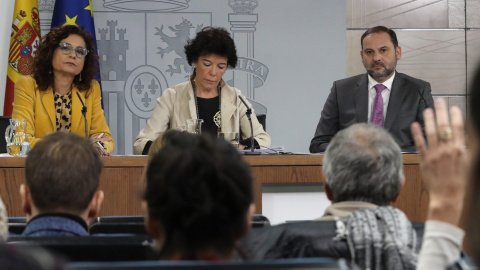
[0,154,428,222]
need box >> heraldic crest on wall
[155,18,203,76]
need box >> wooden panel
[0,155,428,222]
[392,165,429,222]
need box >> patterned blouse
[54,91,72,131]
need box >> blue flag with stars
[51,0,103,107]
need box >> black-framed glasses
[58,42,89,59]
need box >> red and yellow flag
[4,0,40,116]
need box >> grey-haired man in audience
[317,123,418,269]
[318,123,404,220]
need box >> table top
[0,153,420,168]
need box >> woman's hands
[411,98,468,226]
[92,133,113,156]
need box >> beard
[365,60,396,81]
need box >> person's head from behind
[144,132,255,260]
[21,132,104,224]
[323,123,404,205]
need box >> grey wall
[346,0,480,121]
[37,0,347,154]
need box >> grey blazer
[309,72,434,153]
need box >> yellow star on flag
[85,0,93,17]
[64,14,78,26]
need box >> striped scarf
[340,206,418,270]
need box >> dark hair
[0,244,66,270]
[32,25,98,94]
[185,27,238,68]
[361,26,398,49]
[144,131,253,260]
[25,132,102,213]
[467,64,480,264]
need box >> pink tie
[371,84,386,127]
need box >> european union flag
[51,0,103,106]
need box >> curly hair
[145,131,253,260]
[185,27,238,68]
[32,25,98,94]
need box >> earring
[79,73,82,82]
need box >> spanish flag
[4,0,40,116]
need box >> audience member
[0,244,65,270]
[412,100,467,267]
[143,132,255,260]
[320,123,417,269]
[20,132,104,236]
[319,123,405,220]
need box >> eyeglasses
[58,42,89,59]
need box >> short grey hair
[323,123,403,205]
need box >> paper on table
[239,146,285,155]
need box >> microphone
[76,91,88,139]
[238,95,260,155]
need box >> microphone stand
[76,92,88,139]
[238,95,260,155]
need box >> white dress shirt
[367,71,396,123]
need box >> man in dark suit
[310,26,434,153]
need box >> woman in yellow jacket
[12,25,113,156]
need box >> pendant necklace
[192,78,222,132]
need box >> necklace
[192,78,222,131]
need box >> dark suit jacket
[309,72,434,153]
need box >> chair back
[252,214,271,228]
[67,258,347,270]
[8,235,156,262]
[90,215,271,235]
[90,216,147,235]
[0,116,11,153]
[8,217,27,235]
[239,220,426,260]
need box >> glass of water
[218,132,239,148]
[5,119,30,157]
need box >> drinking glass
[5,119,30,156]
[218,132,239,148]
[186,119,203,134]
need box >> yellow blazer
[12,76,114,153]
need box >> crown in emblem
[182,17,194,28]
[38,0,55,11]
[228,0,258,14]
